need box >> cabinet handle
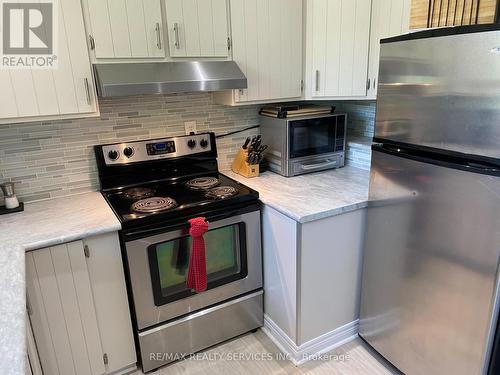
[155,23,162,50]
[84,78,91,105]
[173,22,180,49]
[366,78,371,90]
[89,35,95,50]
[315,70,320,91]
[373,78,376,89]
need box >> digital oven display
[146,141,176,155]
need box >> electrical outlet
[184,121,197,135]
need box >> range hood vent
[93,61,247,97]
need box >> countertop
[224,166,370,223]
[0,168,370,373]
[0,192,120,375]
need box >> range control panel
[101,134,212,165]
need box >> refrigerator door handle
[372,144,500,177]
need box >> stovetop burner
[205,186,238,200]
[131,197,178,213]
[185,176,220,190]
[123,187,155,200]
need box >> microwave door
[288,117,337,159]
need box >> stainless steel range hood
[93,61,247,97]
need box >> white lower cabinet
[262,205,365,356]
[26,232,136,375]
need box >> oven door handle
[123,207,255,239]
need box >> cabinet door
[83,233,137,374]
[367,0,410,97]
[309,0,371,98]
[0,0,97,120]
[26,242,106,375]
[165,0,229,57]
[230,0,303,103]
[87,0,164,58]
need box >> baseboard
[262,314,359,365]
[110,363,137,375]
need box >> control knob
[187,139,196,149]
[200,139,208,149]
[123,146,134,158]
[108,150,119,160]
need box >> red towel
[186,217,209,293]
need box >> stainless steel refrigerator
[359,25,500,375]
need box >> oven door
[287,115,345,159]
[124,208,262,330]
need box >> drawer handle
[84,78,91,105]
[300,159,338,170]
[155,23,162,50]
[173,22,180,49]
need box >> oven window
[148,223,248,306]
[289,117,337,158]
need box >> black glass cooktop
[102,173,259,228]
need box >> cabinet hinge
[89,35,95,50]
[103,353,109,365]
[84,245,90,258]
[300,79,304,92]
[227,37,231,51]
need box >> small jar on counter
[1,182,20,209]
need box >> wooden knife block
[231,147,259,178]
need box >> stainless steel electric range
[94,132,263,373]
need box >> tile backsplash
[0,95,376,204]
[0,93,260,203]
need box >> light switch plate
[184,121,197,135]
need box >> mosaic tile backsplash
[0,93,260,203]
[0,95,376,203]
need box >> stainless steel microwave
[259,113,346,176]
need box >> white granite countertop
[0,192,120,375]
[224,166,370,223]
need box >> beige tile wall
[0,93,260,203]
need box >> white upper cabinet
[214,0,303,105]
[86,0,165,58]
[0,0,97,122]
[165,0,229,57]
[367,0,410,98]
[305,0,371,99]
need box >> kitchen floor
[136,330,398,374]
